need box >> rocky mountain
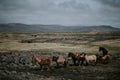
[0,23,120,33]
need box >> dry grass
[90,39,120,53]
[0,40,98,53]
[0,32,120,54]
[91,39,120,47]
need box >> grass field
[0,32,120,54]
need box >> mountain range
[0,23,120,33]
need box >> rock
[27,72,31,75]
[11,71,17,74]
[4,70,11,74]
[19,57,26,65]
[12,63,18,68]
[0,70,7,76]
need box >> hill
[0,23,120,33]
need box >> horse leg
[64,61,67,67]
[85,60,88,66]
[56,62,59,68]
[39,64,43,71]
[104,59,109,64]
[73,60,76,66]
[80,59,85,66]
[92,61,96,66]
[47,64,51,71]
[105,57,109,64]
[78,60,81,66]
[96,59,99,64]
[94,61,97,65]
[32,59,35,66]
[80,59,84,66]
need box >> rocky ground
[0,51,120,80]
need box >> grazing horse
[68,52,84,66]
[33,56,51,71]
[97,54,110,64]
[52,56,67,67]
[81,53,97,66]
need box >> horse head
[52,56,59,62]
[99,47,107,52]
[68,52,74,58]
[99,47,103,52]
[80,52,86,58]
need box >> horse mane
[99,47,107,51]
[68,52,75,58]
[99,47,108,56]
[80,52,86,57]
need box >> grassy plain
[0,32,120,54]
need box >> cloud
[0,0,28,11]
[96,0,120,8]
[0,0,120,27]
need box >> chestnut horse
[52,56,67,67]
[33,56,51,71]
[68,52,84,66]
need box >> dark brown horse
[52,56,67,67]
[68,52,84,66]
[97,47,110,64]
[34,56,51,71]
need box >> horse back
[86,55,97,61]
[40,59,51,65]
[102,55,110,60]
[35,57,51,65]
[57,57,66,63]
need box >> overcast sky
[0,0,120,27]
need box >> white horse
[81,53,97,66]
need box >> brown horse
[97,54,110,64]
[68,52,84,66]
[34,56,51,71]
[52,56,67,68]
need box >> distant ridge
[0,23,120,33]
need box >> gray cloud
[0,0,120,27]
[96,0,120,7]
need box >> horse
[52,56,67,68]
[97,54,110,64]
[81,53,97,66]
[68,52,84,66]
[33,55,51,71]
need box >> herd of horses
[33,47,110,71]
